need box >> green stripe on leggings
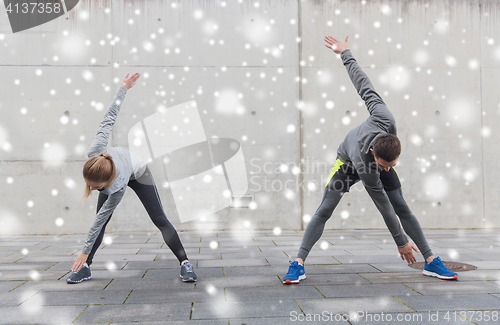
[392,166,400,181]
[325,159,344,187]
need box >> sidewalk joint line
[142,269,149,278]
[392,296,417,312]
[58,271,71,280]
[312,285,326,298]
[453,310,479,324]
[102,279,113,290]
[123,290,133,304]
[368,263,384,273]
[189,302,194,320]
[357,274,372,284]
[401,283,423,295]
[16,290,38,306]
[332,256,342,264]
[293,298,306,316]
[44,262,58,271]
[72,305,89,323]
[12,257,26,263]
[9,281,28,292]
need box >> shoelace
[289,261,298,269]
[437,260,446,271]
[184,262,193,273]
[433,257,448,271]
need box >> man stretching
[283,36,457,284]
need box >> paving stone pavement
[1,229,499,324]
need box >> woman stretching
[67,73,197,283]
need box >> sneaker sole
[180,275,197,282]
[66,276,92,284]
[283,274,306,284]
[423,270,458,280]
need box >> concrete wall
[0,0,498,236]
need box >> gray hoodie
[82,86,147,254]
[336,49,408,248]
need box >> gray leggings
[297,186,433,261]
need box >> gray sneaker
[180,261,197,282]
[66,265,92,284]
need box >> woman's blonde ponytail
[81,152,117,201]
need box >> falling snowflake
[423,174,449,200]
[29,271,40,280]
[447,249,459,260]
[106,261,117,271]
[103,236,113,245]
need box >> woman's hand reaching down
[71,252,89,272]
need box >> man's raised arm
[325,36,394,131]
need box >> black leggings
[86,166,188,266]
[297,160,433,261]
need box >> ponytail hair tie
[99,153,111,160]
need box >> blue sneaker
[283,260,306,284]
[423,256,458,280]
